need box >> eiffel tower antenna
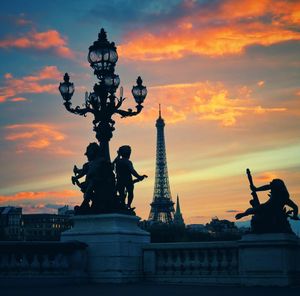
[148,104,175,223]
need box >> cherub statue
[112,145,147,209]
[235,169,299,233]
[72,142,103,212]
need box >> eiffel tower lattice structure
[148,105,175,224]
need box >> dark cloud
[85,0,190,33]
[226,210,239,213]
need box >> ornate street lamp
[58,28,147,214]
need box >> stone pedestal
[238,233,300,286]
[61,214,150,283]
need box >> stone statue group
[70,142,299,234]
[235,168,299,233]
[71,143,147,215]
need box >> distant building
[0,207,23,241]
[58,205,74,216]
[206,217,238,235]
[237,226,250,234]
[174,195,185,226]
[23,214,72,241]
[186,224,208,233]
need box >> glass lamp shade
[104,74,120,93]
[88,29,118,75]
[59,73,74,101]
[132,76,147,104]
[88,48,118,70]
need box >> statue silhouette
[235,169,299,233]
[72,142,114,214]
[113,145,147,209]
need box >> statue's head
[85,142,100,161]
[270,179,289,200]
[118,145,131,159]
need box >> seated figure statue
[112,145,147,210]
[235,169,299,233]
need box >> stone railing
[143,241,239,285]
[0,241,87,283]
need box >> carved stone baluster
[48,253,56,273]
[164,250,171,275]
[201,249,210,274]
[219,249,228,274]
[171,250,178,275]
[59,253,69,271]
[156,250,163,274]
[231,249,238,275]
[0,253,9,273]
[37,253,44,273]
[179,250,186,275]
[20,253,30,273]
[26,253,34,273]
[188,250,195,275]
[11,253,18,273]
[54,253,61,269]
[225,248,233,274]
[195,250,201,275]
[31,254,40,274]
[42,254,51,273]
[217,249,226,274]
[0,253,3,272]
[210,249,218,275]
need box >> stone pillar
[61,214,150,283]
[238,233,300,286]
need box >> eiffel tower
[148,105,175,224]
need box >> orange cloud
[0,190,80,213]
[0,190,81,214]
[0,190,79,204]
[0,30,75,59]
[0,66,62,103]
[119,24,300,61]
[4,123,73,155]
[255,172,277,182]
[118,0,300,61]
[133,81,286,126]
[10,97,27,102]
[257,80,265,87]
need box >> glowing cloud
[257,81,265,87]
[0,30,75,59]
[0,190,80,213]
[0,66,62,103]
[4,123,73,155]
[255,172,278,182]
[118,0,300,61]
[10,97,27,102]
[0,190,79,203]
[137,81,286,126]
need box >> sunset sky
[0,0,300,224]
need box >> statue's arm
[128,162,143,179]
[286,199,299,218]
[254,184,271,192]
[76,163,89,179]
